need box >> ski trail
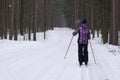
[88,40,110,80]
[81,65,90,80]
[58,48,81,80]
[58,60,81,80]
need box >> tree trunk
[112,0,118,45]
[33,0,38,41]
[9,0,14,40]
[13,0,20,40]
[43,0,47,39]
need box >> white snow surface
[0,28,120,80]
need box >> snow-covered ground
[0,28,120,80]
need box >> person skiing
[72,19,90,66]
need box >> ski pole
[90,41,97,64]
[64,36,74,59]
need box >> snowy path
[0,28,120,80]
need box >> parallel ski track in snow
[80,65,91,80]
[89,41,110,80]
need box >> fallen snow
[0,28,120,80]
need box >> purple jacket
[72,24,90,44]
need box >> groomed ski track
[0,28,119,80]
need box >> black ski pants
[78,44,88,63]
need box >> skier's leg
[84,44,88,65]
[78,44,83,65]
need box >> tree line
[0,0,120,45]
[0,0,65,41]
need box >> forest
[0,0,120,45]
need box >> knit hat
[82,19,87,24]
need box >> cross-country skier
[72,19,90,66]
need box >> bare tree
[32,0,38,41]
[109,0,118,45]
[43,0,47,39]
[8,0,14,40]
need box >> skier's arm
[72,29,79,36]
[87,30,91,40]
